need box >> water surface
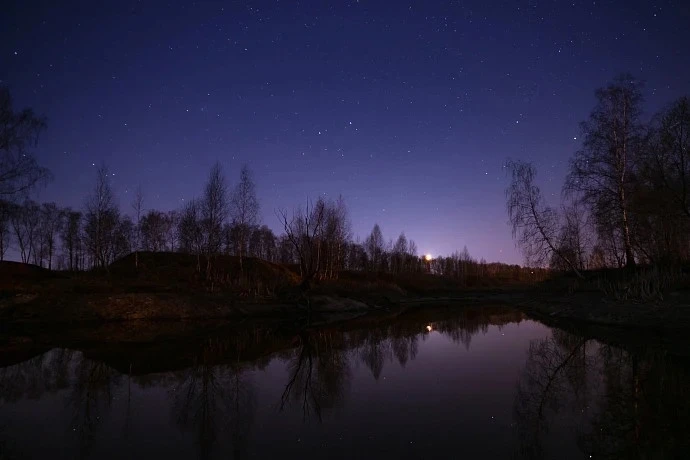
[0,306,687,459]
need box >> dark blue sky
[2,0,689,263]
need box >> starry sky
[2,0,689,264]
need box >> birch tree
[0,86,51,199]
[506,160,582,277]
[230,165,259,270]
[565,74,644,268]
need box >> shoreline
[3,284,690,332]
[2,287,690,360]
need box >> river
[0,306,687,459]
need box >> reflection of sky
[253,320,553,459]
[0,319,579,459]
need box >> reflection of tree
[434,310,522,351]
[171,359,256,460]
[359,330,390,380]
[0,305,529,457]
[0,349,76,403]
[67,356,120,459]
[280,331,350,422]
[577,348,690,458]
[173,364,224,458]
[391,333,418,368]
[228,370,255,460]
[513,333,589,459]
[514,331,690,459]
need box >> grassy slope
[0,253,302,323]
[4,253,690,338]
[0,252,526,324]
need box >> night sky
[2,0,689,264]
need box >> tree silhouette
[279,331,350,422]
[0,86,51,199]
[506,159,582,275]
[84,166,119,269]
[230,165,260,273]
[565,74,644,268]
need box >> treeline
[507,74,690,273]
[0,83,537,284]
[0,165,533,285]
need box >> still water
[0,306,688,459]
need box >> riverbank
[3,256,690,346]
[0,304,523,370]
[0,253,528,325]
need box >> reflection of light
[426,325,432,332]
[425,254,432,261]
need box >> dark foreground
[3,256,690,343]
[0,305,688,459]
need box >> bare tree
[277,234,296,264]
[408,239,418,257]
[565,74,644,268]
[84,166,119,269]
[0,200,11,260]
[165,210,179,251]
[392,232,408,274]
[320,196,351,278]
[278,198,326,288]
[551,203,590,271]
[38,202,63,269]
[248,225,277,261]
[506,160,582,277]
[10,200,40,264]
[131,186,144,268]
[61,210,82,271]
[646,97,690,218]
[201,162,229,276]
[230,165,259,271]
[140,210,168,252]
[365,224,385,271]
[0,87,51,199]
[631,96,690,263]
[178,199,204,270]
[112,215,133,261]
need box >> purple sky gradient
[2,0,689,263]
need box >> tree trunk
[620,189,636,268]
